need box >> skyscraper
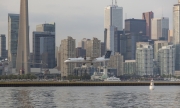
[151,17,169,40]
[125,18,146,35]
[0,34,6,59]
[16,0,30,74]
[142,11,154,38]
[104,1,123,55]
[8,14,19,68]
[173,0,180,70]
[36,22,55,32]
[32,32,55,68]
[60,36,76,78]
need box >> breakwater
[0,81,180,87]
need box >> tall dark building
[114,30,126,59]
[125,33,149,60]
[33,32,55,68]
[76,47,86,57]
[0,34,6,59]
[142,11,154,38]
[101,42,105,56]
[125,18,146,35]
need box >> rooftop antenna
[115,0,117,6]
[162,7,164,18]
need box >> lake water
[0,86,180,108]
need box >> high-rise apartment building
[124,60,136,75]
[107,52,124,76]
[158,45,175,75]
[173,0,180,70]
[8,14,19,68]
[32,32,55,68]
[142,11,154,38]
[86,37,101,58]
[104,2,123,55]
[0,34,6,59]
[16,0,30,74]
[36,23,55,32]
[136,45,153,76]
[151,17,169,40]
[60,36,76,78]
[154,41,168,61]
[125,18,146,35]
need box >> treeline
[67,74,91,80]
[0,74,37,80]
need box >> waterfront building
[8,14,19,68]
[158,45,175,75]
[136,45,153,76]
[107,52,124,76]
[154,41,168,60]
[124,60,136,75]
[32,31,55,68]
[125,18,146,35]
[104,2,123,55]
[0,34,6,59]
[173,0,180,70]
[16,0,30,74]
[142,11,154,38]
[60,36,76,78]
[151,17,169,40]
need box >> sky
[0,0,178,52]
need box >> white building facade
[136,45,153,76]
[104,4,123,55]
[173,0,180,70]
[158,45,175,75]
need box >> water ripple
[0,86,179,107]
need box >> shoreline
[0,81,179,87]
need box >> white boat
[149,79,155,90]
[104,76,121,82]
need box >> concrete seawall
[0,81,180,87]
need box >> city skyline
[0,0,177,51]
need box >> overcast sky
[0,0,177,52]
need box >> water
[0,86,180,108]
